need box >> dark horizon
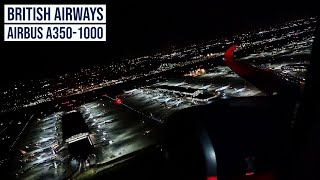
[0,0,316,85]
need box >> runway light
[115,98,122,105]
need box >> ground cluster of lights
[119,66,263,122]
[10,112,70,179]
[3,97,160,179]
[0,17,316,113]
[2,65,263,178]
[1,61,305,178]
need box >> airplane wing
[224,45,302,96]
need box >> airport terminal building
[61,110,93,158]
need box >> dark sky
[0,0,316,85]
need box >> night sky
[0,0,315,85]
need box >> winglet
[224,44,238,63]
[223,44,300,96]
